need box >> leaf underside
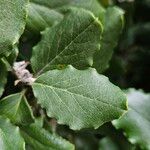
[27,2,63,32]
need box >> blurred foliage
[104,0,150,92]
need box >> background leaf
[0,92,34,125]
[27,0,105,35]
[113,89,150,150]
[30,0,105,18]
[0,116,25,150]
[93,7,124,73]
[21,121,74,150]
[26,3,63,33]
[32,66,127,130]
[0,59,7,97]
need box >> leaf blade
[31,8,102,75]
[30,0,105,18]
[32,66,127,130]
[21,121,74,150]
[0,0,28,57]
[0,92,34,125]
[93,7,124,73]
[27,2,63,33]
[0,116,25,150]
[113,89,150,150]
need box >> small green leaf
[93,7,124,73]
[0,116,25,150]
[113,89,150,150]
[0,0,28,57]
[21,121,74,150]
[0,59,7,97]
[26,2,63,33]
[31,8,102,75]
[0,92,34,125]
[32,66,127,130]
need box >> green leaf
[30,0,72,8]
[21,121,74,150]
[0,59,7,97]
[0,116,25,150]
[30,0,105,19]
[58,0,105,20]
[26,2,63,33]
[32,66,127,130]
[0,92,34,125]
[31,8,102,75]
[113,89,150,150]
[28,0,105,34]
[93,7,124,73]
[0,0,28,57]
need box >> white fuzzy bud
[13,61,36,85]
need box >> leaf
[27,0,105,33]
[0,59,7,97]
[93,7,124,73]
[31,8,102,75]
[0,116,25,150]
[58,0,105,20]
[0,0,28,57]
[21,121,74,150]
[30,0,105,19]
[30,0,72,8]
[32,66,127,130]
[113,89,150,150]
[0,92,34,125]
[26,2,63,33]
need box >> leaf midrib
[34,82,125,110]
